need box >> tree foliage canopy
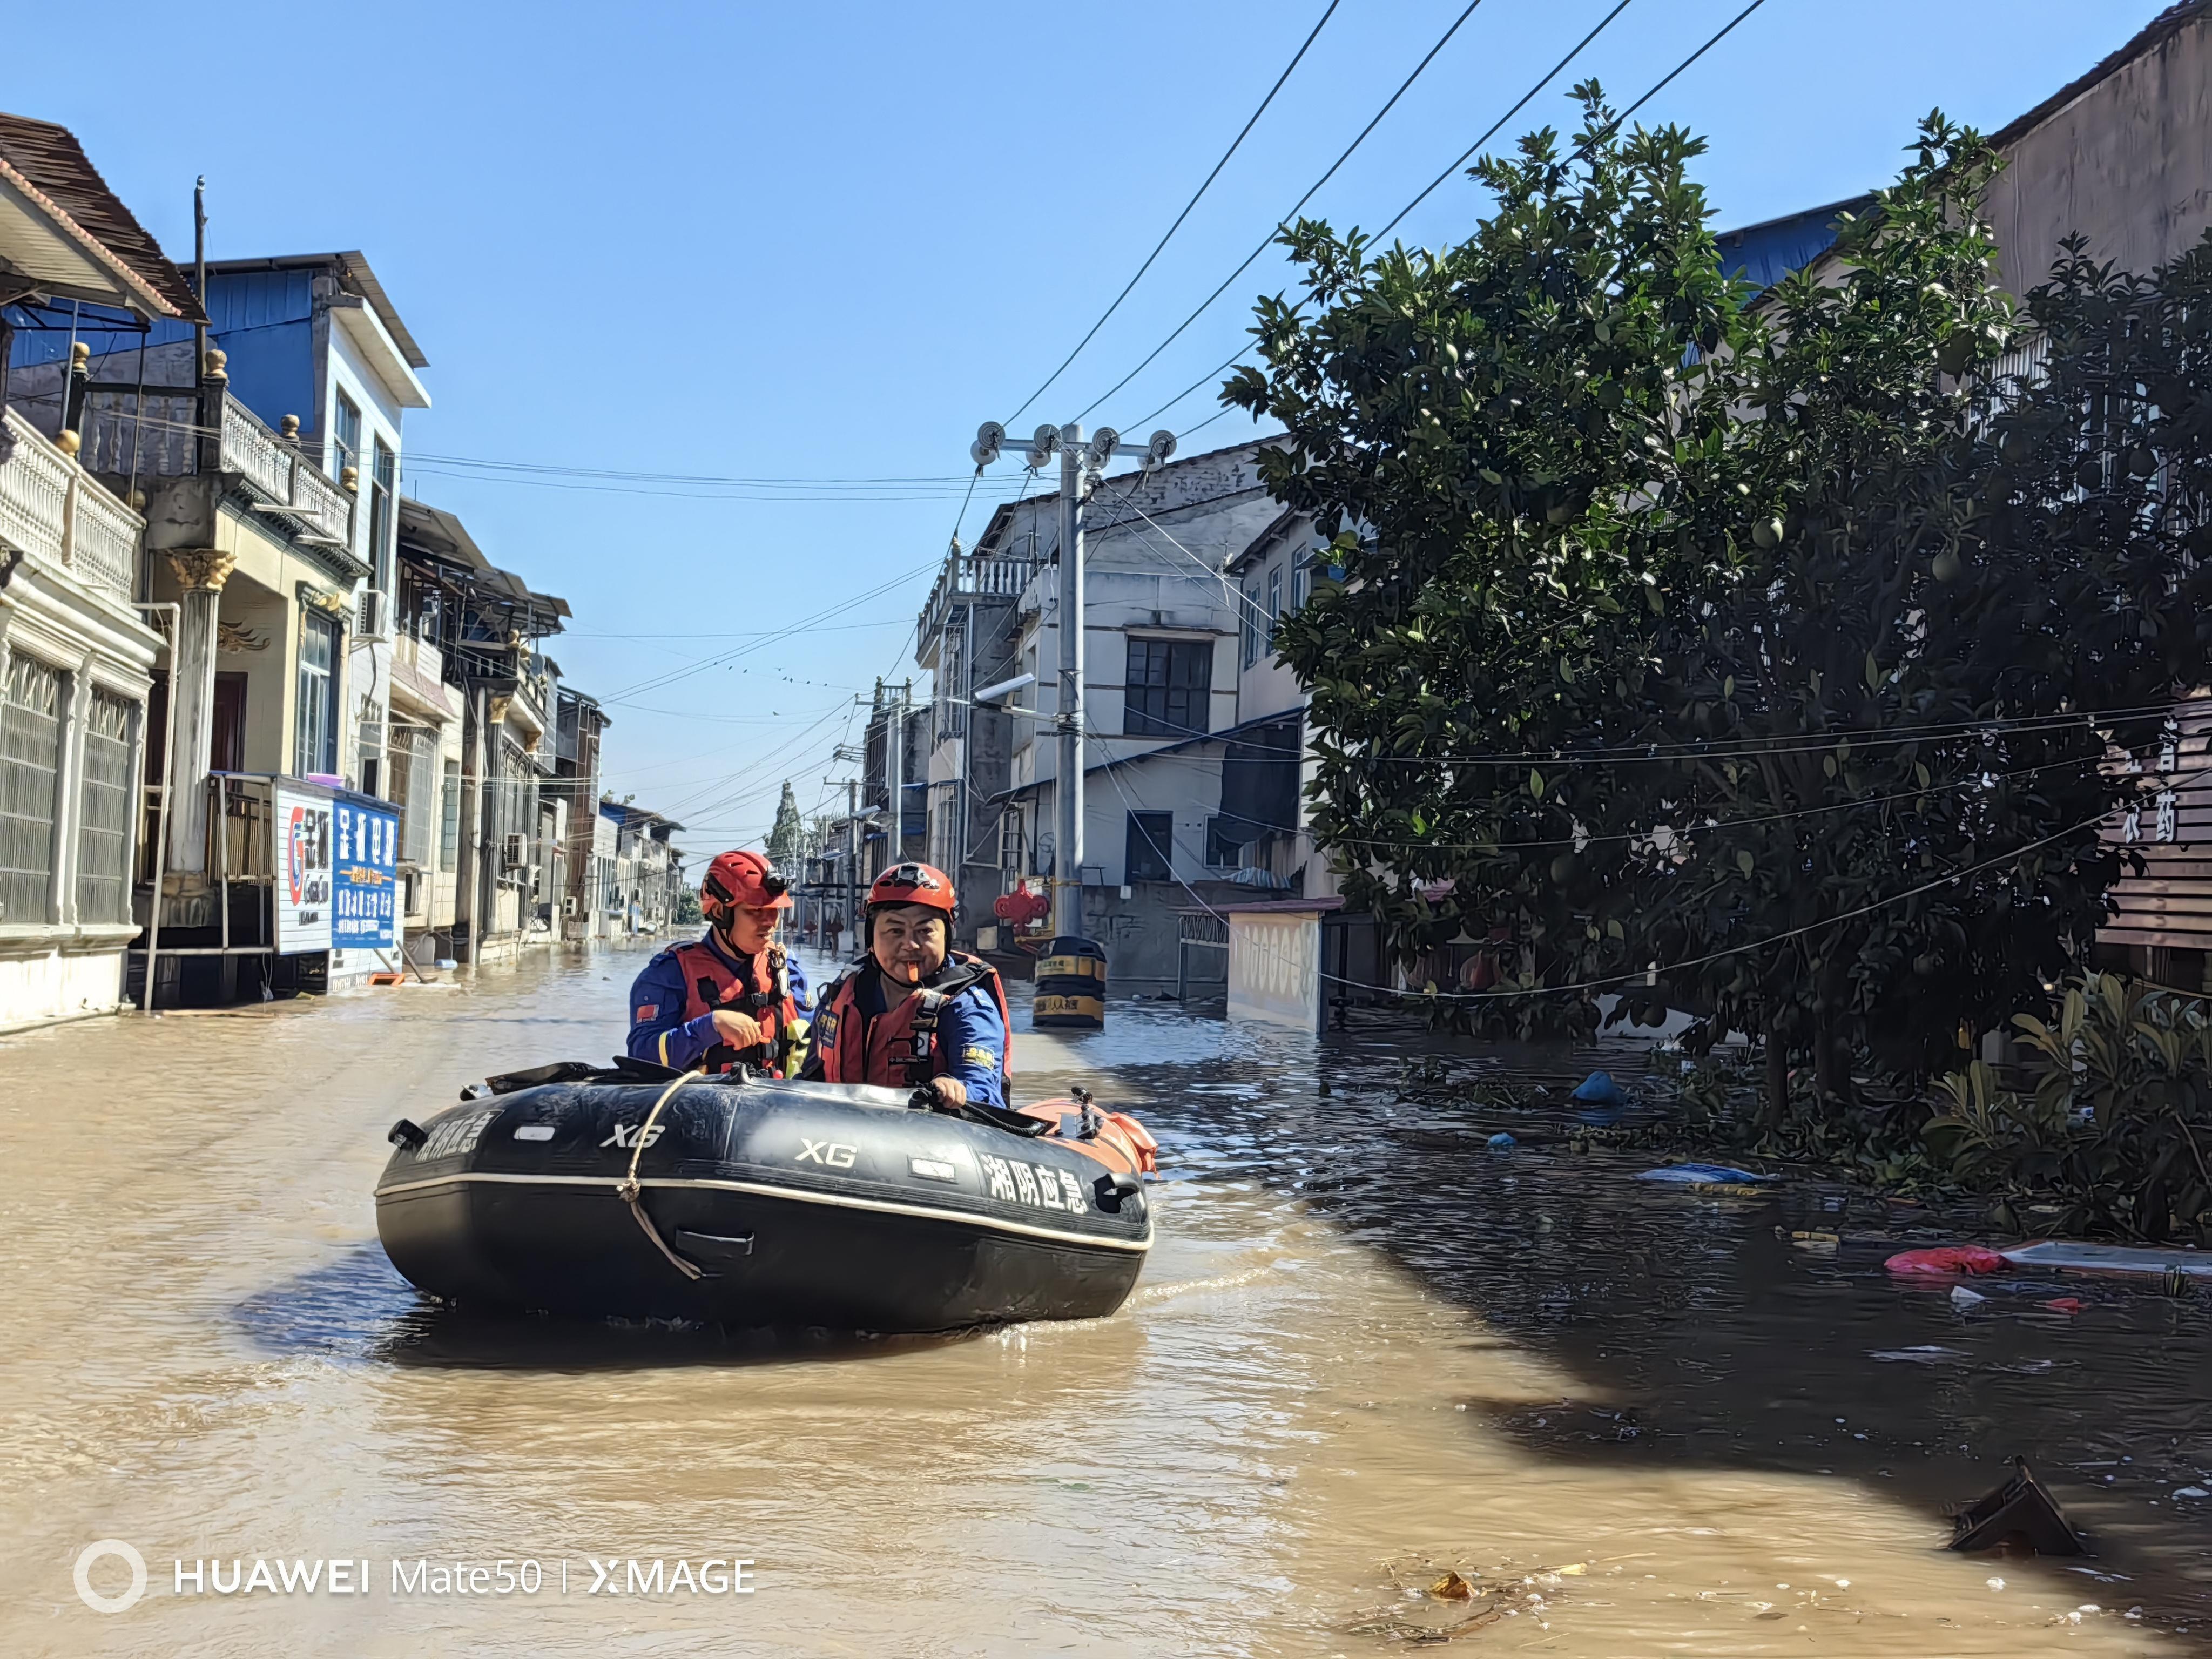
[1231,89,2212,1109]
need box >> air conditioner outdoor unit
[357,588,388,639]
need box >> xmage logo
[600,1122,666,1150]
[794,1139,856,1169]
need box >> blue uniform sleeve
[937,984,1008,1110]
[786,954,813,1013]
[626,954,720,1071]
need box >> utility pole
[884,677,911,869]
[968,422,1175,938]
[824,767,861,959]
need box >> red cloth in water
[1884,1245,2006,1277]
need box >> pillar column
[164,549,235,874]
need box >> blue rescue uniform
[626,932,811,1073]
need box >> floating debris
[1952,1458,2088,1556]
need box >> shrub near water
[1928,974,2212,1243]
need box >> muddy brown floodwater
[2,942,2208,1656]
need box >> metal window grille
[0,653,62,924]
[389,723,440,866]
[76,689,133,923]
[439,758,462,867]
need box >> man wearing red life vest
[800,861,1010,1108]
[626,849,810,1074]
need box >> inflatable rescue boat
[374,1060,1157,1331]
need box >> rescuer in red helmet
[626,849,811,1074]
[799,860,1010,1108]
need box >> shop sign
[274,784,334,954]
[333,798,399,950]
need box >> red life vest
[814,952,1013,1091]
[669,936,799,1074]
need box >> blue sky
[8,0,2173,854]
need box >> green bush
[1926,974,2212,1240]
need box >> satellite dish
[1144,429,1177,469]
[1089,427,1121,467]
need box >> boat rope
[615,1068,708,1281]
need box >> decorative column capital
[166,550,237,593]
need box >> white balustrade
[0,407,145,602]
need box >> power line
[1132,0,1770,440]
[1004,0,1342,426]
[1373,0,1638,242]
[1091,729,2192,1003]
[1073,0,1498,424]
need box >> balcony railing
[918,549,1035,647]
[0,407,145,601]
[83,389,356,555]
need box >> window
[1124,636,1212,739]
[331,390,362,484]
[439,758,462,867]
[370,437,396,595]
[1205,814,1242,869]
[1268,564,1282,628]
[1241,582,1264,667]
[295,613,340,777]
[77,689,134,923]
[1125,811,1173,883]
[390,723,440,866]
[0,652,63,923]
[1293,557,1310,611]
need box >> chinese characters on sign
[273,785,333,954]
[333,799,399,949]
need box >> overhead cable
[1073,0,1497,423]
[1004,0,1341,426]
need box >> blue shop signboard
[332,795,399,949]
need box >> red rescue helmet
[701,849,792,923]
[867,861,955,918]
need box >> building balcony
[0,406,144,602]
[917,549,1034,657]
[82,387,360,570]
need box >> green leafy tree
[766,780,804,872]
[1230,85,1748,1038]
[1237,95,2212,1117]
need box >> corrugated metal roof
[0,111,203,320]
[204,251,426,368]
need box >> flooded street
[4,943,2209,1656]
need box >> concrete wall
[1228,910,1325,1032]
[1988,14,2212,298]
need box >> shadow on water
[1089,1001,2212,1637]
[232,1244,985,1373]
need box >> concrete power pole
[968,422,1176,938]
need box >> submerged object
[1635,1163,1778,1190]
[1570,1070,1628,1107]
[2001,1240,2212,1279]
[1886,1245,2007,1277]
[375,1061,1157,1331]
[1951,1458,2087,1556]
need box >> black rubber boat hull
[374,1076,1151,1331]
